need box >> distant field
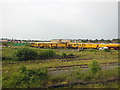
[2,46,119,88]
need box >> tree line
[76,38,120,43]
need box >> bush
[61,52,67,57]
[2,48,16,60]
[88,49,97,52]
[2,66,48,88]
[68,53,74,56]
[14,48,38,61]
[104,49,110,52]
[89,60,101,74]
[38,49,56,58]
[24,44,31,47]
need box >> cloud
[1,1,118,40]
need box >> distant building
[61,39,71,43]
[51,39,71,43]
[77,39,82,42]
[1,40,8,42]
[51,39,62,42]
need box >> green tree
[100,39,105,43]
[15,48,38,61]
[106,39,112,43]
[94,39,98,43]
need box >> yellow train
[31,42,120,50]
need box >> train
[31,42,120,50]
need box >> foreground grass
[72,81,119,88]
[48,66,119,88]
[2,65,119,88]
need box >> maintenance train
[31,42,120,50]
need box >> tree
[106,39,112,43]
[100,39,105,43]
[94,39,98,43]
[15,48,38,61]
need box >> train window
[74,44,78,46]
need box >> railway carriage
[81,43,99,49]
[67,43,81,49]
[57,42,67,48]
[107,44,120,50]
[31,43,39,47]
[31,42,120,50]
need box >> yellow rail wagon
[39,43,51,48]
[38,42,58,48]
[31,43,39,47]
[31,42,120,50]
[97,43,120,50]
[57,42,67,48]
[98,43,110,48]
[107,43,120,50]
[81,43,99,49]
[31,42,50,48]
[67,43,82,49]
[50,42,58,48]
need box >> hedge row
[12,48,74,61]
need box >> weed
[61,53,67,57]
[104,49,110,52]
[88,60,101,74]
[2,66,48,88]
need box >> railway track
[48,62,119,76]
[2,56,77,65]
[47,78,119,88]
[49,62,119,71]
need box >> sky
[1,0,119,40]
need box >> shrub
[24,44,31,47]
[38,49,56,58]
[61,52,67,57]
[68,53,74,56]
[2,48,16,60]
[14,48,38,61]
[104,49,110,52]
[89,60,101,74]
[2,66,48,88]
[88,49,97,52]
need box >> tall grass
[2,66,48,88]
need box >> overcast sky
[1,0,119,40]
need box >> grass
[48,66,119,88]
[72,81,119,88]
[2,47,119,74]
[2,66,48,88]
[2,47,119,88]
[2,58,118,76]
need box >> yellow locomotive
[31,42,120,50]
